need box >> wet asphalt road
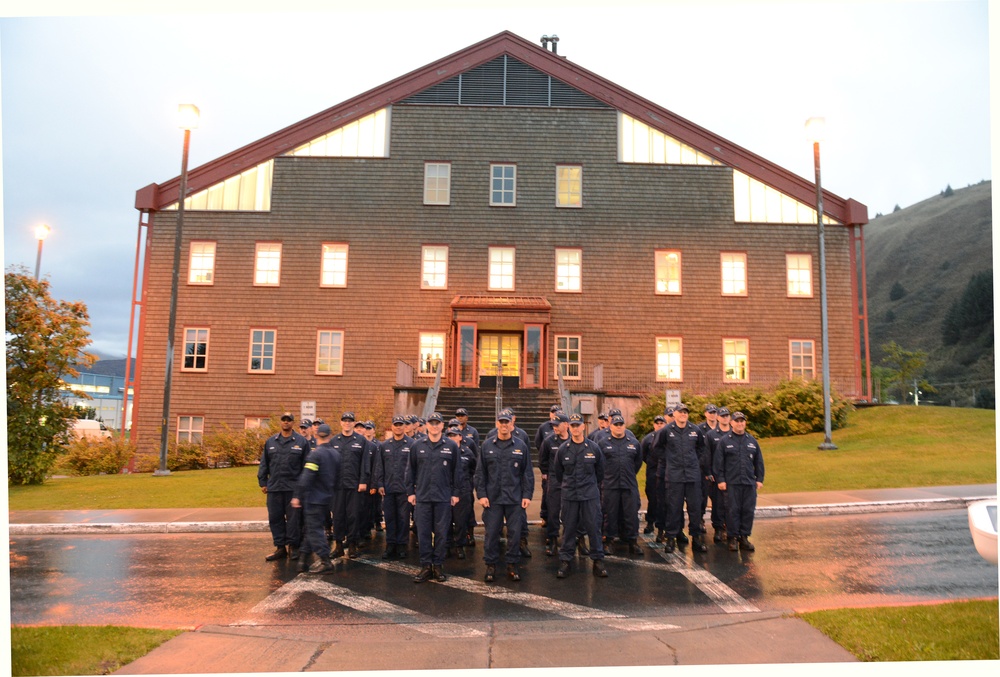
[9,509,998,629]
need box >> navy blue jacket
[406,435,461,502]
[704,426,731,478]
[295,442,340,505]
[331,432,372,489]
[534,420,556,458]
[258,431,309,492]
[374,435,414,494]
[459,423,480,451]
[475,434,534,505]
[599,433,643,491]
[457,441,477,495]
[538,432,569,475]
[714,431,765,486]
[656,422,709,483]
[553,438,604,502]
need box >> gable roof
[136,30,867,226]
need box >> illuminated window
[556,165,582,207]
[790,339,816,379]
[418,333,445,376]
[177,416,204,443]
[424,163,451,205]
[786,253,813,297]
[288,108,389,158]
[316,330,344,375]
[618,112,721,166]
[656,337,682,381]
[168,160,273,212]
[733,170,839,225]
[421,246,448,289]
[723,339,749,383]
[321,243,349,288]
[244,417,266,429]
[488,246,515,290]
[188,241,216,285]
[490,164,516,206]
[555,248,582,292]
[655,250,681,294]
[182,328,209,372]
[254,243,281,286]
[721,252,747,296]
[249,329,276,373]
[555,335,581,380]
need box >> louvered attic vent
[401,55,611,109]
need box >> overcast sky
[1,0,993,359]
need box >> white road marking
[240,575,485,638]
[640,536,759,614]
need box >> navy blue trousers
[664,480,704,537]
[415,501,451,566]
[644,464,659,527]
[483,503,524,564]
[705,481,726,528]
[559,499,604,561]
[301,502,331,559]
[602,487,639,541]
[449,492,474,547]
[266,490,300,547]
[383,492,411,546]
[332,488,365,545]
[724,484,757,537]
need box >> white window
[188,241,216,285]
[254,243,282,286]
[182,328,209,372]
[786,253,813,297]
[421,246,448,289]
[721,252,747,296]
[656,337,682,381]
[490,164,516,206]
[556,165,582,207]
[555,248,582,292]
[316,330,344,375]
[723,339,749,383]
[790,339,816,379]
[655,250,681,295]
[555,335,581,380]
[488,246,515,291]
[424,162,451,205]
[249,329,276,373]
[321,244,349,288]
[733,170,838,225]
[244,417,266,429]
[619,112,721,166]
[418,332,446,376]
[289,108,389,158]
[177,416,204,443]
[168,160,273,212]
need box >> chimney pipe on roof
[540,35,550,50]
[550,34,559,54]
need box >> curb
[8,495,994,535]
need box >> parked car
[967,499,998,565]
[71,419,112,440]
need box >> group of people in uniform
[256,401,765,583]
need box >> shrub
[133,441,209,473]
[630,379,852,439]
[61,436,135,476]
[203,422,275,468]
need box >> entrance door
[479,334,520,389]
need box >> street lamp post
[156,103,199,476]
[806,117,837,450]
[33,224,50,281]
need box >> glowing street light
[157,103,200,476]
[33,223,51,281]
[806,116,837,450]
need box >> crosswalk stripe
[239,575,485,638]
[640,536,759,614]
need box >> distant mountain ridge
[865,180,993,406]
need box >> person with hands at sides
[714,411,765,553]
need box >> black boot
[485,564,496,582]
[545,538,556,556]
[738,536,755,552]
[592,559,609,578]
[714,527,726,543]
[288,545,300,560]
[346,542,359,559]
[628,539,644,555]
[467,528,476,547]
[413,565,433,583]
[728,537,739,551]
[507,563,521,581]
[557,561,571,578]
[456,546,466,560]
[309,557,335,574]
[382,543,396,560]
[692,534,708,552]
[433,565,447,582]
[396,546,408,559]
[664,537,676,553]
[331,541,345,558]
[519,537,532,558]
[297,552,314,573]
[655,529,666,544]
[265,546,287,561]
[643,523,655,535]
[677,532,689,546]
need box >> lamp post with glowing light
[33,224,51,281]
[156,103,199,476]
[806,117,837,450]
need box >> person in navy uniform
[553,413,608,579]
[534,405,562,531]
[454,408,480,545]
[538,412,570,556]
[640,415,667,535]
[446,420,476,560]
[291,423,340,574]
[697,404,719,535]
[656,403,710,553]
[588,412,609,441]
[359,421,383,541]
[714,411,764,552]
[330,412,372,559]
[258,411,309,562]
[406,412,461,583]
[476,410,534,582]
[704,407,732,543]
[375,415,414,560]
[486,408,533,558]
[600,414,644,555]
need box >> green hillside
[864,181,993,406]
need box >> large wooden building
[128,31,870,453]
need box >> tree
[889,281,907,301]
[942,271,993,346]
[6,267,96,484]
[943,184,954,197]
[879,341,932,404]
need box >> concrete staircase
[434,387,561,451]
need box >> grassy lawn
[799,599,1000,661]
[10,625,183,676]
